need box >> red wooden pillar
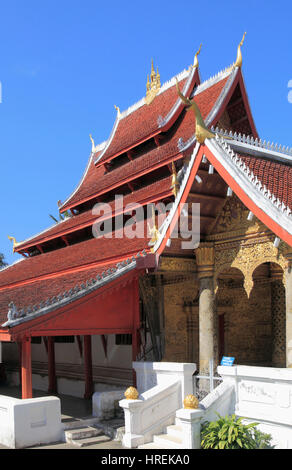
[132,278,140,387]
[84,335,93,399]
[47,337,57,394]
[21,337,32,399]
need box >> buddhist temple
[0,37,291,401]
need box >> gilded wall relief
[207,195,289,296]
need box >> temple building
[0,37,291,401]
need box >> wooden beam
[227,97,243,111]
[188,192,225,203]
[47,337,57,394]
[83,335,93,399]
[231,115,249,126]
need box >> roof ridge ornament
[171,161,180,197]
[234,32,246,68]
[89,134,99,154]
[193,43,202,68]
[145,59,161,105]
[8,236,19,253]
[114,105,121,119]
[175,78,216,144]
[148,205,160,247]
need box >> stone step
[165,424,183,439]
[65,426,102,441]
[69,434,112,448]
[94,418,125,441]
[138,442,163,449]
[63,416,100,430]
[153,433,184,449]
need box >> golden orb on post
[183,394,199,409]
[124,386,139,400]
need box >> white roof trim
[206,136,292,235]
[60,140,107,210]
[150,141,200,253]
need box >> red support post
[84,335,93,399]
[47,337,57,394]
[132,278,140,387]
[21,337,32,399]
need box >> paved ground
[0,385,124,450]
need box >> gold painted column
[195,243,216,378]
[285,254,292,368]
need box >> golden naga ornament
[193,43,202,68]
[183,394,199,409]
[176,78,216,144]
[148,205,160,246]
[145,59,161,105]
[234,32,246,68]
[171,161,180,197]
[114,105,121,119]
[7,236,19,253]
[89,134,98,154]
[124,386,139,400]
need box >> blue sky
[1,0,292,265]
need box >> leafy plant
[200,413,272,449]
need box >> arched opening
[216,267,245,365]
[251,262,286,368]
[215,262,286,368]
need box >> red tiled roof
[239,154,292,210]
[0,263,118,324]
[16,176,173,251]
[0,218,153,290]
[96,76,192,166]
[61,76,229,212]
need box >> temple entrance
[215,263,286,367]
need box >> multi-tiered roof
[0,39,291,339]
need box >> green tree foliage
[201,414,274,449]
[0,253,7,268]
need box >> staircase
[63,416,124,447]
[138,419,184,449]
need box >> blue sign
[220,356,235,366]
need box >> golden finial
[89,134,97,153]
[146,74,150,92]
[151,58,155,77]
[193,43,202,68]
[124,386,139,400]
[145,59,161,105]
[183,394,199,409]
[176,78,216,144]
[234,32,246,68]
[156,66,161,88]
[148,205,160,245]
[171,161,180,197]
[8,236,19,253]
[114,105,121,119]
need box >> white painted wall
[218,365,292,449]
[0,394,63,448]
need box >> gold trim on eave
[8,236,19,253]
[234,32,246,68]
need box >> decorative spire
[193,43,202,68]
[171,161,180,197]
[114,105,121,119]
[234,32,246,68]
[89,134,97,153]
[175,78,216,144]
[145,59,161,105]
[8,236,19,253]
[148,205,160,246]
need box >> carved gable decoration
[211,195,265,236]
